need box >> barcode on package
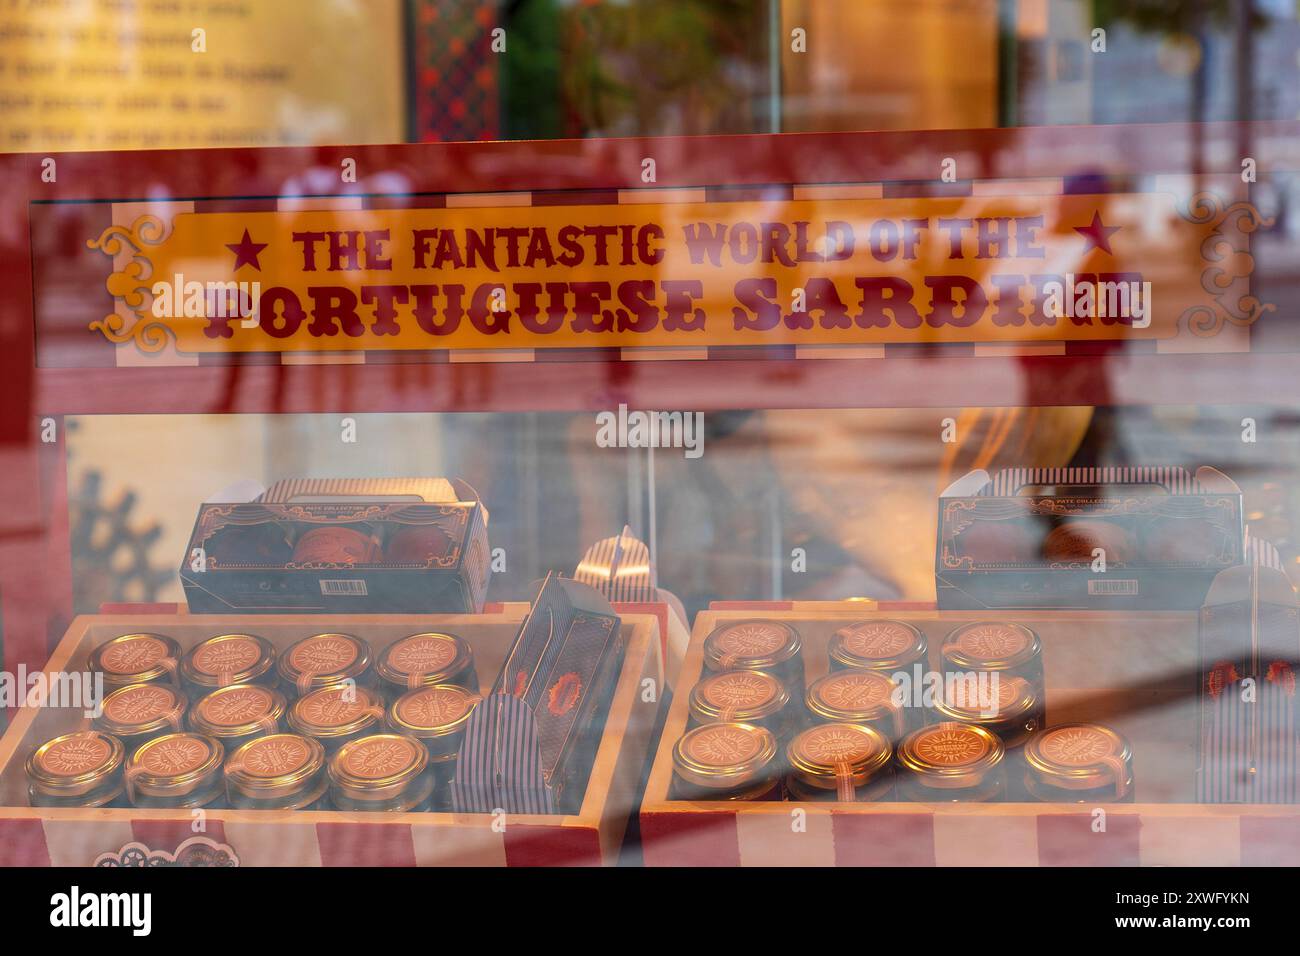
[1088,579,1139,595]
[320,579,368,596]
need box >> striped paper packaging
[1198,565,1300,803]
[455,575,625,814]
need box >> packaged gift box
[181,477,490,614]
[936,466,1243,610]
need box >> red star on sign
[1073,211,1121,255]
[226,229,268,271]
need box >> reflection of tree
[501,0,563,140]
[1094,0,1263,174]
[1092,0,1243,32]
[69,470,171,612]
[556,0,769,137]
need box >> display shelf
[640,604,1299,867]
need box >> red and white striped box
[640,602,1300,866]
[0,609,662,866]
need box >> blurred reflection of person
[566,402,1095,611]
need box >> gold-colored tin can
[671,721,782,801]
[327,733,435,811]
[286,685,385,750]
[94,683,188,748]
[375,632,477,697]
[940,622,1044,698]
[702,620,804,693]
[277,633,373,697]
[180,633,277,694]
[688,669,793,737]
[828,620,928,672]
[387,684,480,756]
[26,730,126,808]
[188,683,287,751]
[1024,723,1135,803]
[932,674,1042,746]
[125,732,225,808]
[785,721,894,802]
[225,733,329,810]
[387,684,481,809]
[89,633,182,691]
[932,675,1042,798]
[896,722,1006,802]
[805,668,908,740]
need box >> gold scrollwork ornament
[1177,193,1276,337]
[85,215,176,353]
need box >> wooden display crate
[641,602,1300,866]
[0,608,661,867]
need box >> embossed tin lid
[189,683,287,740]
[328,733,429,802]
[277,633,372,694]
[672,721,779,791]
[225,733,327,800]
[26,730,126,798]
[933,675,1039,726]
[941,622,1041,671]
[689,670,789,725]
[181,633,276,689]
[829,620,928,671]
[702,620,802,673]
[126,732,225,799]
[287,685,384,740]
[95,683,187,739]
[805,668,903,732]
[89,633,181,687]
[375,632,473,690]
[897,722,1005,789]
[787,722,892,797]
[387,684,481,749]
[1024,723,1133,796]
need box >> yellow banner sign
[89,191,1265,354]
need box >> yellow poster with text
[88,191,1263,354]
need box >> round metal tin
[897,722,1006,790]
[702,620,802,673]
[689,669,790,728]
[375,632,476,693]
[125,732,225,806]
[940,622,1042,672]
[287,685,385,746]
[672,721,779,792]
[26,730,126,804]
[828,620,928,671]
[189,683,287,745]
[387,684,481,756]
[805,668,905,738]
[89,633,181,689]
[277,633,373,696]
[786,722,892,799]
[180,633,277,691]
[225,733,328,808]
[328,733,432,808]
[94,683,188,744]
[1024,723,1134,798]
